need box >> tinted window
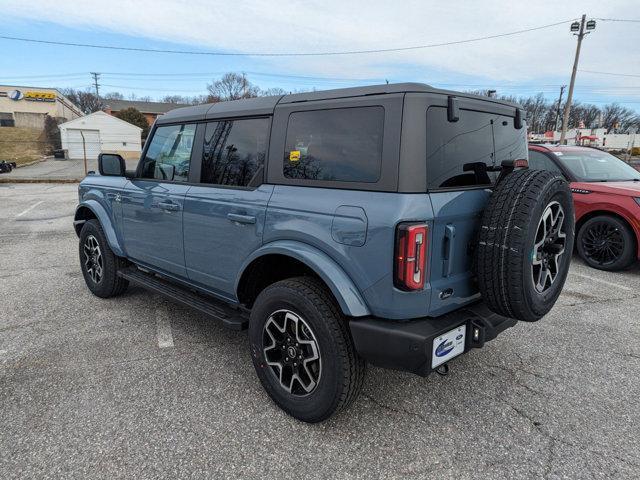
[283,107,384,182]
[140,124,196,182]
[201,118,270,187]
[529,150,562,173]
[426,107,527,189]
[493,114,528,165]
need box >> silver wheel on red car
[532,201,567,293]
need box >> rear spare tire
[476,170,574,322]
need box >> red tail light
[394,223,428,291]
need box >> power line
[0,20,574,57]
[596,18,640,23]
[100,83,207,93]
[579,69,640,78]
[0,72,88,80]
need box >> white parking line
[569,272,632,292]
[156,310,174,349]
[15,200,44,218]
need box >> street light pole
[559,15,595,145]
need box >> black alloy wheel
[577,215,636,271]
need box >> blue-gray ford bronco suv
[75,83,574,422]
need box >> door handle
[158,201,180,212]
[227,213,256,224]
[443,224,456,277]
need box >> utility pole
[79,130,88,176]
[559,15,596,144]
[555,85,566,132]
[90,72,101,99]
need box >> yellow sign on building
[24,91,57,102]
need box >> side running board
[118,266,249,331]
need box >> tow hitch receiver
[349,301,518,377]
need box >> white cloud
[3,0,639,85]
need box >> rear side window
[529,150,563,174]
[426,107,527,189]
[140,123,196,182]
[283,107,384,182]
[201,118,270,187]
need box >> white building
[58,111,142,160]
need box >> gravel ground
[1,183,639,479]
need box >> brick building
[102,99,188,126]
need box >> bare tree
[261,87,288,96]
[103,92,124,100]
[519,93,549,133]
[60,88,103,114]
[162,95,192,104]
[601,103,640,133]
[207,72,259,101]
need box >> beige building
[0,86,82,129]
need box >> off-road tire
[248,276,366,423]
[79,219,129,298]
[476,170,574,322]
[577,215,637,271]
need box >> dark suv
[74,83,574,422]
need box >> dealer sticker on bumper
[432,325,466,368]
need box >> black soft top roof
[156,82,521,124]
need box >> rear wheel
[577,215,636,271]
[248,277,366,423]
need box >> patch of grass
[0,127,47,166]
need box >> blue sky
[1,0,639,111]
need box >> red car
[528,145,640,271]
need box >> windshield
[554,149,640,182]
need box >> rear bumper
[349,302,517,377]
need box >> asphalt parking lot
[1,183,639,479]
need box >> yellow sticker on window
[289,150,301,162]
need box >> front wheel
[248,277,366,423]
[577,215,637,271]
[79,219,129,298]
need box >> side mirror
[98,153,126,176]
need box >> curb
[0,178,80,184]
[15,157,50,169]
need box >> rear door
[121,123,197,277]
[182,117,273,298]
[424,100,527,314]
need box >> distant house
[58,111,142,160]
[103,99,188,126]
